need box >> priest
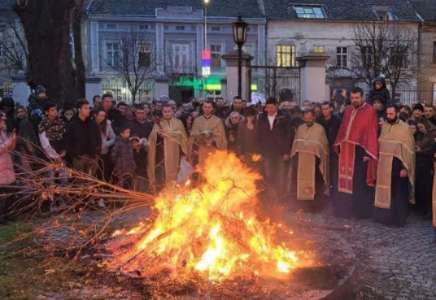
[189,100,227,165]
[374,105,415,227]
[148,104,188,192]
[290,109,329,211]
[334,87,379,219]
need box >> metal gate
[249,65,301,103]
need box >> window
[389,46,408,69]
[211,26,221,32]
[138,42,152,68]
[139,24,149,30]
[373,7,395,21]
[294,6,325,19]
[336,47,348,68]
[210,44,223,68]
[275,45,296,67]
[433,42,436,64]
[361,46,373,67]
[171,43,191,72]
[106,23,117,29]
[390,47,408,69]
[175,25,185,31]
[106,41,121,67]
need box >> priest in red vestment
[334,87,379,219]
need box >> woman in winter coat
[95,109,116,180]
[0,112,17,223]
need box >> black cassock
[374,158,409,227]
[289,154,324,212]
[333,146,374,219]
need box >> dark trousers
[374,159,409,227]
[333,147,374,219]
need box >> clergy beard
[352,101,363,108]
[387,117,397,124]
[305,121,314,127]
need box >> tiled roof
[263,0,420,21]
[0,0,14,11]
[88,0,265,18]
[411,0,436,22]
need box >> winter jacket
[368,77,391,106]
[111,137,136,177]
[65,116,101,159]
[0,131,15,185]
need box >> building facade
[264,0,422,104]
[413,0,436,104]
[85,0,266,103]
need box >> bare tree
[0,17,29,75]
[108,31,155,103]
[351,21,417,100]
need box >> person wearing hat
[0,111,16,223]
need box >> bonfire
[105,151,302,282]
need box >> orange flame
[106,151,300,281]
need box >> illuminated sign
[202,49,211,77]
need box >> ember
[105,151,305,281]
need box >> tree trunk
[131,89,137,104]
[15,0,85,107]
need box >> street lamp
[204,0,210,49]
[232,16,248,98]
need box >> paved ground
[2,202,435,299]
[286,207,436,300]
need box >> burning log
[104,151,308,282]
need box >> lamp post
[204,0,209,49]
[232,16,248,98]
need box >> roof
[0,0,14,11]
[263,0,421,22]
[87,0,265,19]
[411,0,436,22]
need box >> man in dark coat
[256,97,292,197]
[131,104,153,140]
[65,99,101,175]
[317,101,341,197]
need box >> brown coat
[375,121,415,209]
[189,115,227,164]
[147,118,188,189]
[290,123,329,200]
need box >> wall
[418,23,436,104]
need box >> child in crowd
[111,126,136,189]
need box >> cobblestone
[286,207,436,300]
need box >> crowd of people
[0,80,435,241]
